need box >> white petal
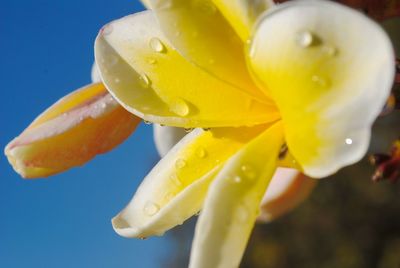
[153,125,186,157]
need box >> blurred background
[1,0,399,267]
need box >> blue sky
[0,0,175,267]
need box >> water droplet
[322,45,337,57]
[149,37,166,53]
[202,128,211,131]
[311,75,329,87]
[236,205,249,223]
[170,98,190,116]
[196,147,207,158]
[114,77,120,83]
[170,173,182,186]
[139,73,150,88]
[100,102,107,109]
[147,58,157,64]
[101,24,113,35]
[241,164,256,179]
[232,175,242,184]
[296,31,313,48]
[144,202,159,216]
[175,158,187,169]
[184,128,193,133]
[345,138,353,145]
[143,120,152,125]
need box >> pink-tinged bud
[258,168,316,222]
[4,83,140,179]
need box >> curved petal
[95,11,279,128]
[257,168,316,222]
[4,83,140,178]
[91,62,102,83]
[247,0,395,177]
[153,125,186,157]
[189,122,284,268]
[211,0,274,40]
[112,125,268,238]
[145,0,267,98]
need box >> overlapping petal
[95,11,279,128]
[5,83,140,178]
[247,0,395,177]
[190,122,284,268]
[258,168,316,222]
[112,125,269,238]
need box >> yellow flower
[4,0,396,267]
[93,0,395,267]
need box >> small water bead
[311,75,329,87]
[232,175,242,184]
[144,201,160,216]
[100,102,107,109]
[322,45,338,57]
[175,158,187,169]
[196,147,207,158]
[236,204,249,223]
[149,37,166,53]
[143,120,152,125]
[147,58,157,65]
[184,128,194,133]
[139,73,150,88]
[296,30,314,48]
[240,164,256,179]
[170,98,190,116]
[114,77,120,83]
[170,173,183,186]
[345,138,353,145]
[101,24,113,35]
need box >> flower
[93,0,394,266]
[4,0,396,267]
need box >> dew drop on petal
[101,24,113,35]
[345,138,353,145]
[143,120,152,125]
[296,31,313,48]
[196,147,207,158]
[322,45,338,57]
[170,173,183,186]
[101,102,107,109]
[236,204,249,223]
[170,98,190,116]
[184,128,194,133]
[232,175,242,184]
[139,73,150,88]
[144,202,160,216]
[175,158,187,169]
[149,37,166,53]
[114,77,120,83]
[241,164,256,180]
[311,75,329,87]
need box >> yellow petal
[257,168,316,222]
[211,0,274,41]
[247,1,395,177]
[112,125,268,238]
[189,122,284,268]
[4,83,140,178]
[95,11,279,128]
[145,0,266,99]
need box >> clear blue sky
[0,0,174,267]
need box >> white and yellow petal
[258,168,316,222]
[95,11,279,128]
[190,122,284,268]
[247,0,395,177]
[112,125,268,238]
[153,125,186,157]
[4,83,140,178]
